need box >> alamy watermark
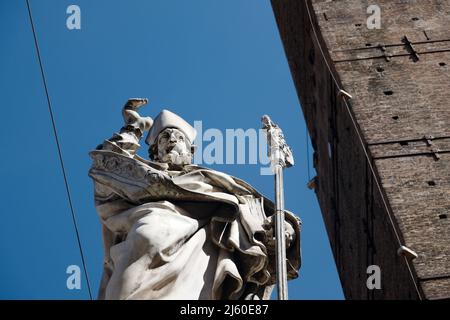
[66,5,81,30]
[366,265,381,290]
[192,121,274,175]
[66,265,81,290]
[367,5,381,29]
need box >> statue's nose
[169,133,178,143]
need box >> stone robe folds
[89,134,301,300]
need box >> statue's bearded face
[152,128,192,165]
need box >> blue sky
[0,0,343,299]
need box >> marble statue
[88,98,301,300]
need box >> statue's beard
[159,150,192,166]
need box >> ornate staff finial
[261,115,294,169]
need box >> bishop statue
[88,98,301,299]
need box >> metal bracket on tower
[338,89,353,99]
[423,135,441,160]
[307,176,317,190]
[423,134,434,146]
[402,35,420,62]
[397,245,418,260]
[379,44,393,62]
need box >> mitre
[145,109,197,146]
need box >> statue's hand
[262,215,296,253]
[125,98,148,109]
[122,98,154,132]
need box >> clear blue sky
[0,0,343,299]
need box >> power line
[304,0,423,300]
[25,0,93,300]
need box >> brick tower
[271,0,450,299]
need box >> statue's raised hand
[122,98,153,132]
[125,98,148,109]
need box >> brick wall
[271,0,450,299]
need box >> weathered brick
[271,0,450,299]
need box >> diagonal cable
[25,0,93,300]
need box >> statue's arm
[90,98,155,208]
[96,98,153,157]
